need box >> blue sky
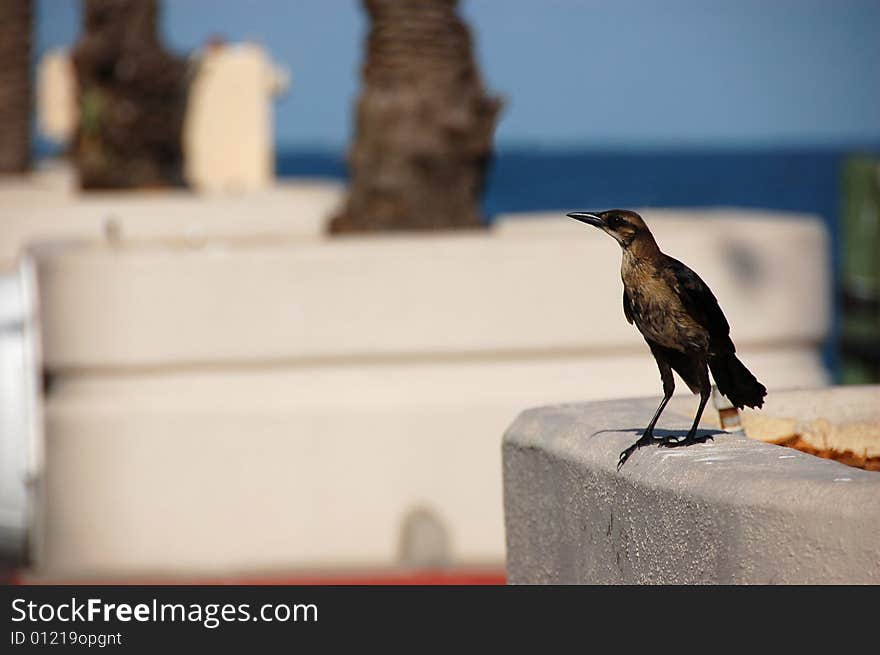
[37,0,880,150]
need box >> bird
[567,209,767,468]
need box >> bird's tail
[709,352,766,409]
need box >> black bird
[567,209,767,468]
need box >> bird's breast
[623,269,709,353]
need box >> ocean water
[277,145,880,377]
[277,146,877,224]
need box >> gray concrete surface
[503,389,880,584]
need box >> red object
[11,568,506,586]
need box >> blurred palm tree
[330,0,502,233]
[0,0,33,174]
[72,0,187,189]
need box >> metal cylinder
[0,256,44,571]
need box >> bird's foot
[658,431,714,448]
[617,430,660,470]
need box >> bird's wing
[663,256,731,343]
[622,287,634,324]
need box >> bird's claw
[617,446,636,470]
[618,429,716,468]
[616,430,658,470]
[659,432,714,448]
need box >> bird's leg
[686,385,711,440]
[618,363,674,469]
[648,391,672,433]
[661,369,714,448]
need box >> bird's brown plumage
[567,209,766,467]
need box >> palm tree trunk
[72,0,187,189]
[0,0,33,174]
[330,0,501,233]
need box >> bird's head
[566,209,649,248]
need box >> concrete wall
[41,350,829,577]
[36,211,828,368]
[503,387,880,584]
[0,168,342,270]
[26,208,833,578]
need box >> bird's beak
[566,211,604,228]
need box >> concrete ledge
[1,179,344,269]
[33,211,828,369]
[502,386,880,584]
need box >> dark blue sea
[278,145,880,377]
[277,146,879,225]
